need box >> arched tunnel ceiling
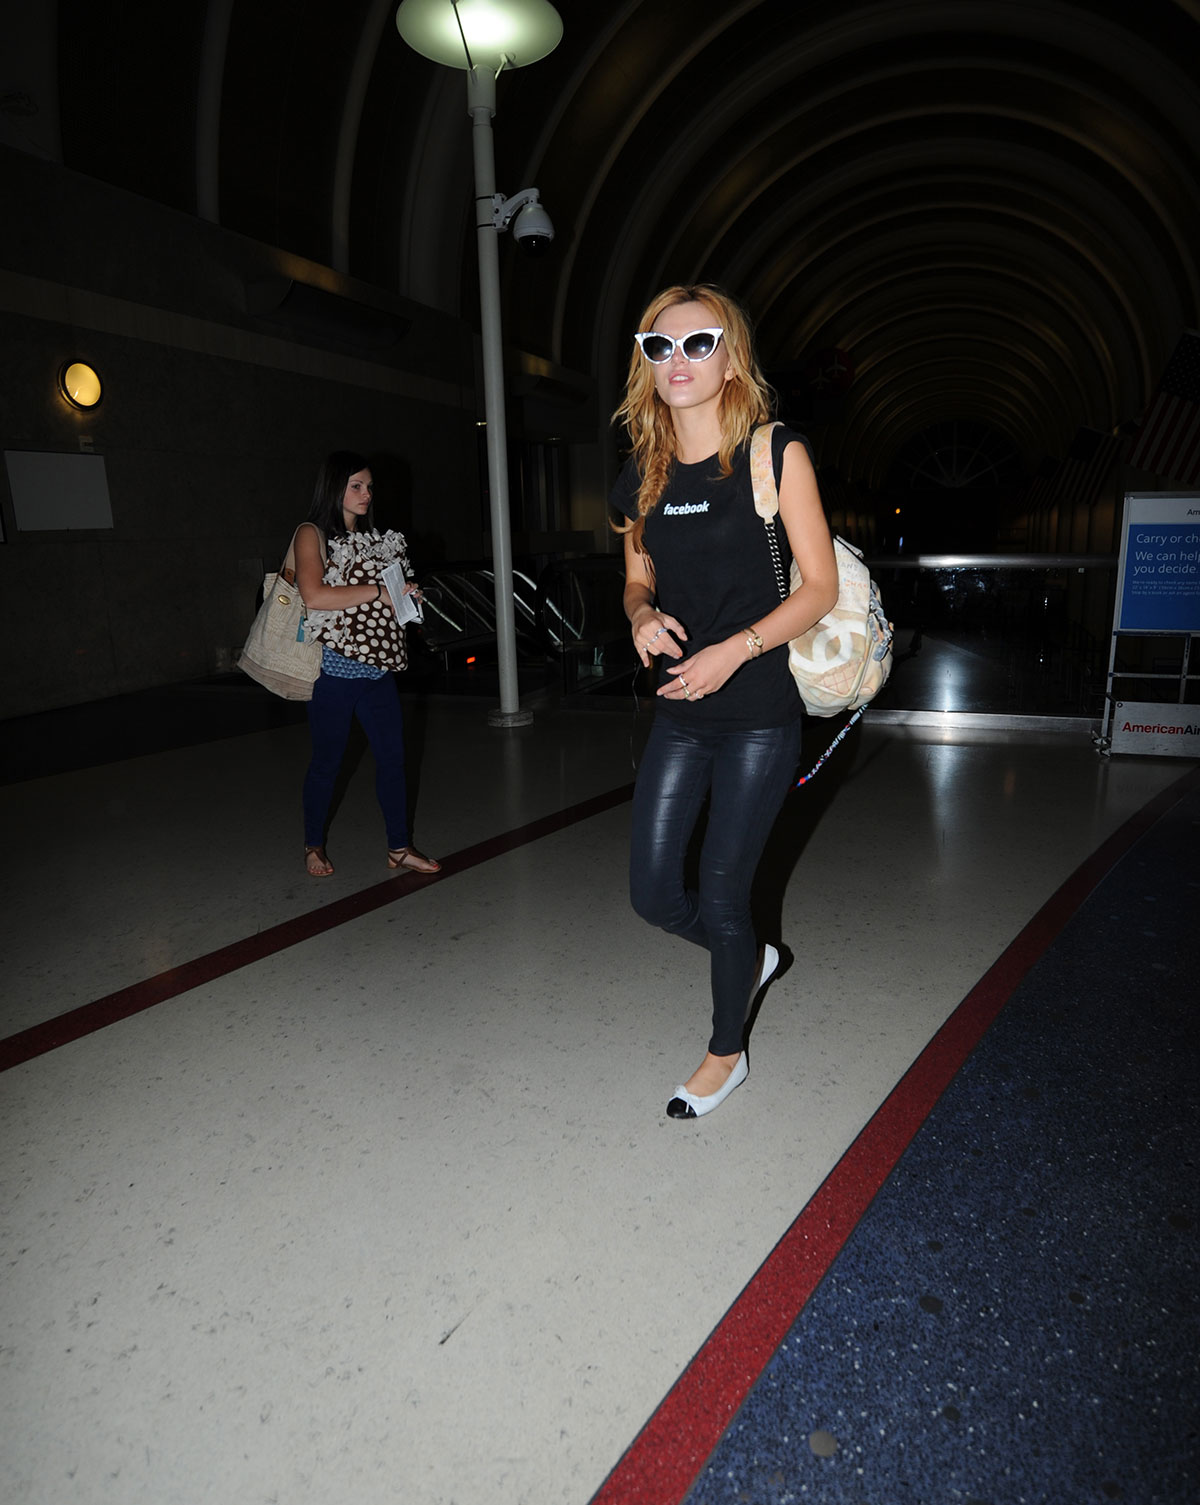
[38,0,1200,484]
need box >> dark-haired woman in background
[294,450,440,879]
[611,285,838,1119]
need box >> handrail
[418,564,544,655]
[870,554,1117,570]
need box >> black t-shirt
[610,424,812,729]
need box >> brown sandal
[305,845,334,877]
[387,846,440,874]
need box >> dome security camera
[511,199,555,254]
[491,188,554,255]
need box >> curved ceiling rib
[519,2,1200,481]
[759,210,1152,435]
[40,0,1200,490]
[194,0,234,224]
[331,0,395,274]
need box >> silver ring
[679,677,691,698]
[649,626,666,642]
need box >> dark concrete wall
[0,146,482,717]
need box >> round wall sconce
[59,361,103,409]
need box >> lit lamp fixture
[59,361,103,409]
[395,0,561,69]
[396,0,562,728]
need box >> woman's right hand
[632,609,687,667]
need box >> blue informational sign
[1115,495,1200,632]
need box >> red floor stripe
[0,782,634,1073]
[590,762,1200,1505]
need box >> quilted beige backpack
[750,423,893,717]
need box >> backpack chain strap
[763,515,789,603]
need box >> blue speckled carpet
[595,769,1199,1505]
[689,777,1200,1504]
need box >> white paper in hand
[382,561,422,624]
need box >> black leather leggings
[629,715,800,1055]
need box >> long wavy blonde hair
[612,284,774,556]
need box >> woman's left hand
[402,581,424,604]
[656,638,745,702]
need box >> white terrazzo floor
[0,693,1189,1505]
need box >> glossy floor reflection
[0,681,1193,1505]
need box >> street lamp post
[395,0,563,728]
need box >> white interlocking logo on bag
[794,621,856,675]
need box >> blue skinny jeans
[302,670,410,849]
[629,715,801,1056]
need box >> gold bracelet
[745,628,763,658]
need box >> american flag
[1051,427,1125,509]
[1129,331,1200,486]
[1022,458,1059,510]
